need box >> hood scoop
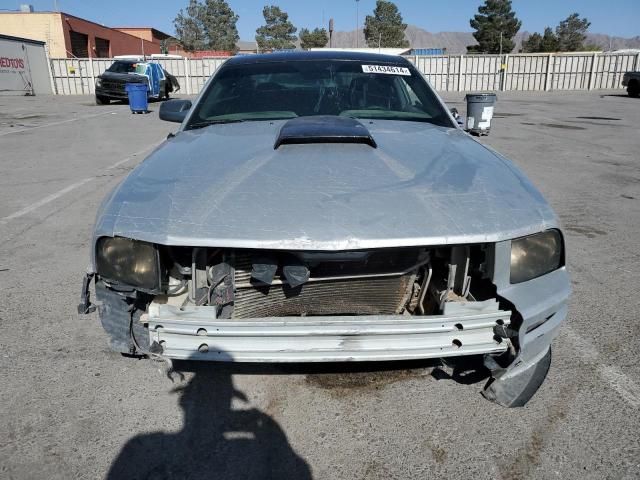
[274,116,377,149]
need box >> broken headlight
[96,237,160,290]
[510,230,563,284]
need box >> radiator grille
[102,81,124,91]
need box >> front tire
[95,95,110,105]
[628,80,639,98]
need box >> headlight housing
[96,78,102,88]
[96,237,160,290]
[510,230,563,284]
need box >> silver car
[79,52,570,407]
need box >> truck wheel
[628,80,639,98]
[95,95,110,105]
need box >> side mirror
[159,99,192,123]
[450,108,464,127]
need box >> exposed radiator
[231,252,417,319]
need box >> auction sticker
[362,65,411,76]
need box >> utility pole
[329,18,334,48]
[499,32,505,91]
[355,0,360,48]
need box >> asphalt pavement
[0,91,639,479]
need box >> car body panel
[95,71,147,99]
[85,52,570,406]
[92,120,556,260]
[622,71,639,87]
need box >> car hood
[94,120,558,250]
[99,72,147,83]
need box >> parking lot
[1,91,639,479]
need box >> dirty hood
[94,120,558,250]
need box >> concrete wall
[0,12,67,57]
[0,36,53,95]
[113,28,156,43]
[0,12,159,58]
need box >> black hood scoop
[274,116,377,149]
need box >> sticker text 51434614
[362,65,411,76]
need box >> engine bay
[149,244,499,320]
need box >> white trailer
[0,33,53,95]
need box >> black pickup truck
[622,71,639,98]
[95,60,180,105]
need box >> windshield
[107,61,146,74]
[186,59,453,129]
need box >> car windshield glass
[186,59,453,129]
[107,61,145,74]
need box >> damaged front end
[80,237,569,407]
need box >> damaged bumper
[143,301,511,362]
[482,266,570,406]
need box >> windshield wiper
[187,119,246,130]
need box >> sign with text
[0,40,33,94]
[361,65,411,76]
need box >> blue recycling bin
[125,83,148,113]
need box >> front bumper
[96,84,154,100]
[143,301,511,362]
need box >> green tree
[299,28,328,49]
[201,0,239,52]
[174,0,207,52]
[255,5,298,51]
[173,0,239,52]
[363,0,409,48]
[468,0,522,54]
[556,13,591,52]
[522,27,558,53]
[540,27,559,52]
[521,32,542,53]
[582,43,602,52]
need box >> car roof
[226,50,412,66]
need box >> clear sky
[2,0,638,39]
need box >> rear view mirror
[159,99,192,123]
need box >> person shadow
[106,353,312,480]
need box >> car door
[155,64,167,95]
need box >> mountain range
[332,25,640,53]
[240,25,640,54]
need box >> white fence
[49,52,639,95]
[49,57,227,95]
[415,52,639,92]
